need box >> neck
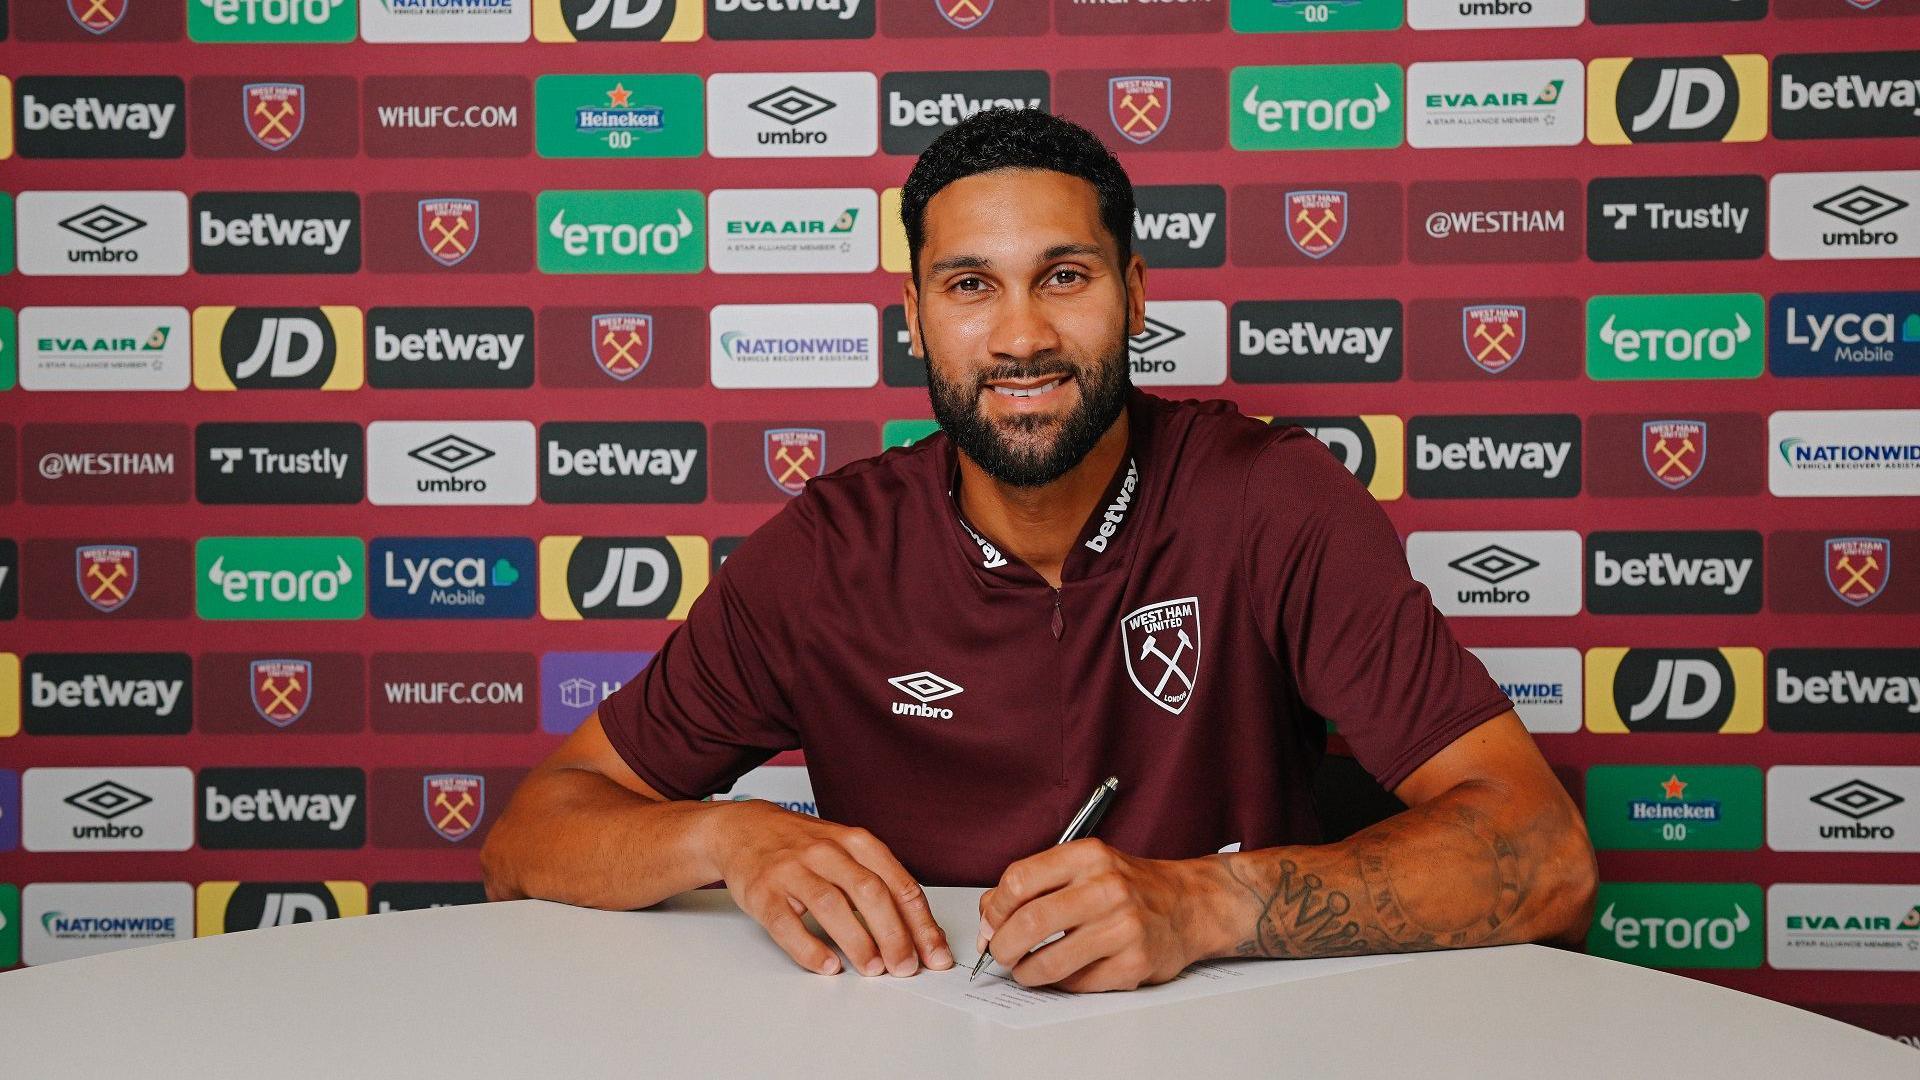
[956,408,1131,589]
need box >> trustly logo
[1769,292,1920,377]
[1585,647,1765,732]
[1586,294,1765,380]
[535,74,703,158]
[197,422,363,505]
[1588,883,1764,969]
[1588,176,1766,263]
[1587,55,1769,144]
[1585,765,1763,850]
[16,77,185,159]
[196,536,365,620]
[189,0,357,41]
[538,190,705,273]
[1774,52,1920,141]
[1231,64,1404,150]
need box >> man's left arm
[973,709,1596,991]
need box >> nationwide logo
[709,188,877,274]
[1587,56,1768,144]
[1588,883,1764,969]
[765,428,824,495]
[26,422,189,506]
[192,191,360,274]
[534,0,701,40]
[1406,60,1583,149]
[1772,171,1920,261]
[1119,597,1202,715]
[1408,415,1580,499]
[1769,291,1920,377]
[1640,420,1708,490]
[1586,648,1764,732]
[1131,185,1225,268]
[361,0,529,42]
[1285,190,1347,259]
[1588,0,1760,22]
[1587,532,1762,614]
[368,308,534,390]
[16,76,186,159]
[1409,179,1581,264]
[1231,64,1403,151]
[542,421,708,503]
[17,306,192,392]
[540,651,651,733]
[1586,765,1763,851]
[16,190,190,276]
[1589,175,1766,262]
[1774,52,1920,141]
[1770,884,1920,971]
[1405,531,1583,616]
[1407,0,1582,29]
[593,313,652,380]
[535,74,703,158]
[361,75,531,158]
[1468,647,1582,733]
[881,71,1049,155]
[424,775,485,841]
[540,536,706,619]
[889,671,964,719]
[244,82,305,150]
[366,421,537,506]
[1770,409,1920,497]
[1130,301,1228,386]
[24,653,191,735]
[1826,537,1891,607]
[1109,76,1171,145]
[1586,294,1764,380]
[22,767,195,852]
[195,536,366,620]
[1231,300,1401,383]
[1769,767,1919,851]
[369,653,536,734]
[418,198,480,267]
[252,658,313,727]
[370,537,536,619]
[199,767,365,849]
[188,0,357,41]
[705,0,871,39]
[710,304,879,388]
[76,545,139,613]
[538,190,705,273]
[22,882,193,965]
[199,882,366,935]
[194,306,364,391]
[1462,305,1526,372]
[1771,649,1920,734]
[707,73,877,158]
[1235,0,1400,33]
[1267,415,1405,500]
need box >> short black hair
[900,108,1135,279]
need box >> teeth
[991,376,1065,399]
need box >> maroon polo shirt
[600,390,1512,886]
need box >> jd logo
[1588,647,1766,734]
[1286,190,1347,259]
[424,774,485,842]
[592,314,653,380]
[418,199,480,268]
[1463,305,1526,373]
[75,545,139,613]
[250,659,313,728]
[765,428,823,496]
[222,883,341,932]
[1120,597,1202,715]
[1623,59,1738,139]
[1109,76,1171,146]
[244,83,305,151]
[541,535,707,620]
[1642,420,1707,490]
[1827,536,1890,607]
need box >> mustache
[973,358,1080,387]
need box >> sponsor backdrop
[1,0,1918,1044]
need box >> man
[483,108,1597,993]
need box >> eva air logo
[725,208,859,236]
[1230,64,1404,150]
[196,537,365,620]
[1586,294,1764,379]
[537,190,704,274]
[1584,765,1762,851]
[1587,882,1763,969]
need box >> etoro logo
[1585,647,1764,733]
[1231,64,1404,151]
[1586,294,1764,380]
[889,670,964,718]
[188,0,357,41]
[1588,883,1764,969]
[537,190,705,273]
[1586,56,1769,144]
[196,536,366,620]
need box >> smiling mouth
[986,373,1072,399]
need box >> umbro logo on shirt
[888,670,963,718]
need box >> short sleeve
[597,500,812,801]
[1242,428,1513,794]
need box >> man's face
[905,168,1146,487]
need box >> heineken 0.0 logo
[1584,765,1763,851]
[196,536,365,620]
[1230,0,1401,34]
[1586,294,1765,380]
[537,190,705,274]
[1587,882,1764,969]
[534,75,705,160]
[1231,64,1405,151]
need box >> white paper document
[883,952,1412,1029]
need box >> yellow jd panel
[1586,55,1769,145]
[192,306,364,390]
[534,0,704,41]
[539,535,708,621]
[1584,647,1764,733]
[195,881,367,936]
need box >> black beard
[922,324,1132,488]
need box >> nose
[984,290,1062,366]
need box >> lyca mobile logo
[370,537,536,619]
[1586,294,1763,379]
[1769,291,1920,377]
[1231,64,1404,150]
[538,190,704,273]
[196,536,365,620]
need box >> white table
[0,887,1910,1078]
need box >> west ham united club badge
[425,774,486,842]
[75,544,138,613]
[251,659,314,728]
[244,83,306,152]
[1109,77,1171,146]
[592,313,653,381]
[1119,597,1202,715]
[1285,190,1347,260]
[1826,537,1890,608]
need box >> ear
[901,274,923,359]
[1124,252,1148,339]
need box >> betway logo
[1598,311,1752,362]
[1083,457,1139,553]
[546,208,693,256]
[714,0,861,15]
[374,325,523,371]
[22,95,177,140]
[29,672,185,717]
[1780,73,1920,116]
[198,213,351,254]
[1134,209,1215,251]
[1592,549,1753,595]
[206,555,356,603]
[202,786,357,830]
[1238,320,1394,364]
[888,92,1040,128]
[1777,668,1920,714]
[1599,902,1751,952]
[1414,435,1571,478]
[1241,83,1393,133]
[546,442,699,484]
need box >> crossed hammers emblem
[76,0,116,25]
[1139,628,1195,700]
[258,674,303,719]
[86,563,129,604]
[434,790,476,833]
[1649,434,1697,482]
[427,215,471,259]
[774,444,817,485]
[945,0,985,21]
[600,330,646,374]
[1294,207,1339,249]
[1834,553,1881,600]
[1117,92,1163,137]
[252,100,296,143]
[1472,322,1517,362]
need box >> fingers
[749,891,842,976]
[1011,914,1142,990]
[789,860,889,977]
[985,886,1084,973]
[803,840,923,976]
[979,839,1109,947]
[840,829,954,970]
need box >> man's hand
[711,800,955,979]
[975,838,1204,992]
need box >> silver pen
[970,776,1121,981]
